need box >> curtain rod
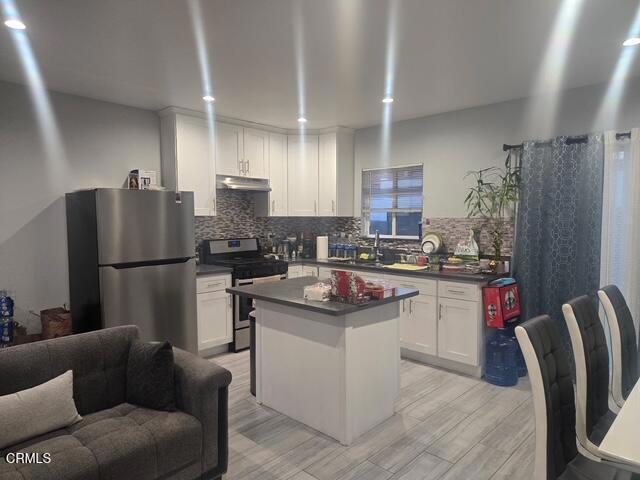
[616,131,631,140]
[508,131,630,150]
[503,143,523,151]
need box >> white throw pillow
[0,370,82,449]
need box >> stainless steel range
[200,238,288,351]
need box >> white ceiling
[1,0,639,129]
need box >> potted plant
[464,153,521,268]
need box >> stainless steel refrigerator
[66,188,197,353]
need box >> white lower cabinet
[318,267,331,280]
[393,274,483,374]
[196,274,232,351]
[302,266,318,277]
[437,297,480,366]
[292,265,483,374]
[287,265,303,278]
[400,294,438,356]
[289,265,318,278]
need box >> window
[362,164,423,239]
[601,133,640,334]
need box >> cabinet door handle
[448,288,466,295]
[212,198,216,213]
[228,295,232,308]
[332,200,335,213]
[409,299,413,315]
[272,200,275,214]
[245,160,249,176]
[314,200,317,215]
[439,304,443,320]
[402,299,405,313]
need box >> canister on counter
[0,290,14,317]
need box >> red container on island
[330,270,367,303]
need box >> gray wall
[4,75,640,317]
[355,78,640,218]
[0,80,160,317]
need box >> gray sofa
[0,326,232,480]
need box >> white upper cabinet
[318,130,355,217]
[243,128,269,179]
[216,122,270,179]
[159,108,354,219]
[160,111,216,216]
[287,135,319,216]
[268,133,287,216]
[215,122,244,177]
[318,133,337,216]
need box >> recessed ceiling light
[623,37,640,46]
[202,95,215,102]
[382,97,394,103]
[4,19,26,30]
[297,117,307,123]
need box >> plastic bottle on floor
[485,328,518,386]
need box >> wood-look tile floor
[212,351,534,480]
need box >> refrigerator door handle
[104,257,193,269]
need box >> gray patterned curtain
[514,134,604,352]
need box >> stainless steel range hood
[216,175,271,192]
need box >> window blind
[362,165,423,214]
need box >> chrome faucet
[372,230,383,265]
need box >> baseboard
[198,343,230,358]
[401,348,483,378]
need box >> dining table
[600,379,640,467]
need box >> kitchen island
[227,276,418,445]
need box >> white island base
[254,299,401,445]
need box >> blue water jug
[504,322,527,377]
[485,329,518,386]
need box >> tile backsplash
[425,217,514,258]
[194,190,360,244]
[195,190,513,257]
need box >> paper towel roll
[316,236,329,260]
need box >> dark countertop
[196,264,233,276]
[226,276,419,317]
[286,258,498,284]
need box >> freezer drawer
[96,189,194,265]
[100,258,197,353]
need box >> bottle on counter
[328,234,338,258]
[0,290,15,348]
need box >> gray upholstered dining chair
[598,285,639,410]
[562,295,616,458]
[515,314,638,479]
[563,296,640,474]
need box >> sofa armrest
[173,348,232,477]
